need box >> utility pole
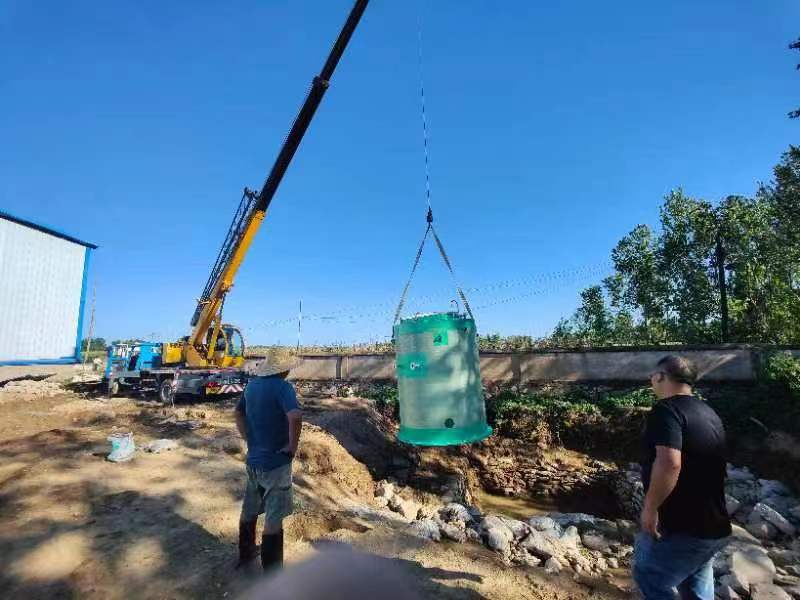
[297,299,303,352]
[82,282,97,373]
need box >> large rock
[486,528,511,554]
[727,494,743,516]
[728,478,760,506]
[753,503,798,537]
[751,583,792,600]
[762,496,799,517]
[409,519,441,542]
[529,516,559,532]
[375,480,395,500]
[781,586,800,600]
[581,532,611,552]
[716,584,743,600]
[718,572,750,596]
[776,575,800,587]
[747,510,780,540]
[615,519,637,544]
[440,503,473,525]
[388,495,421,520]
[723,546,777,592]
[768,548,800,567]
[510,547,541,567]
[440,522,467,543]
[465,527,481,543]
[560,526,581,550]
[520,529,565,561]
[481,514,531,551]
[544,557,563,574]
[499,516,531,540]
[759,480,792,500]
[729,465,756,481]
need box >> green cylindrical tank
[393,312,492,446]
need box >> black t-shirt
[641,394,731,539]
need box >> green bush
[598,387,657,411]
[763,352,800,398]
[362,385,399,412]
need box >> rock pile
[614,463,800,598]
[468,441,616,500]
[373,477,636,583]
[0,378,64,400]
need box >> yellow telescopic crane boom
[171,0,370,368]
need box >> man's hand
[641,504,660,539]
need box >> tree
[658,190,719,343]
[604,224,667,342]
[755,147,800,341]
[549,147,800,347]
[81,337,107,352]
[574,286,614,344]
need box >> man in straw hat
[235,349,302,571]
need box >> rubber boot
[261,530,284,572]
[236,519,258,568]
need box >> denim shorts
[240,463,293,523]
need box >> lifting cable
[393,7,474,324]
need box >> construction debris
[0,378,64,399]
[107,432,135,462]
[142,439,179,454]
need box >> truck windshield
[225,328,244,357]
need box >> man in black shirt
[633,355,731,600]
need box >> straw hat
[248,348,302,377]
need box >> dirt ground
[0,381,628,600]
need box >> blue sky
[1,1,797,346]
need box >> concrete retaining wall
[289,347,800,384]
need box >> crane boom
[178,0,369,368]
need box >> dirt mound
[0,379,65,400]
[294,424,375,511]
[303,398,400,479]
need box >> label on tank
[432,330,449,346]
[397,353,428,378]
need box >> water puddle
[473,489,558,521]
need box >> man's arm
[235,409,248,442]
[284,409,303,456]
[234,395,247,442]
[641,446,682,537]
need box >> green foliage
[361,385,399,412]
[81,337,107,352]
[598,387,657,410]
[478,334,540,352]
[486,386,654,438]
[763,353,800,399]
[550,146,800,346]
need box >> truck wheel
[107,379,120,398]
[158,378,175,405]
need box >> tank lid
[394,311,475,335]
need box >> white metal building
[0,212,96,365]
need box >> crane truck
[104,0,370,403]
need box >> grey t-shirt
[236,375,299,469]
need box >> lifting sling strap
[393,208,475,324]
